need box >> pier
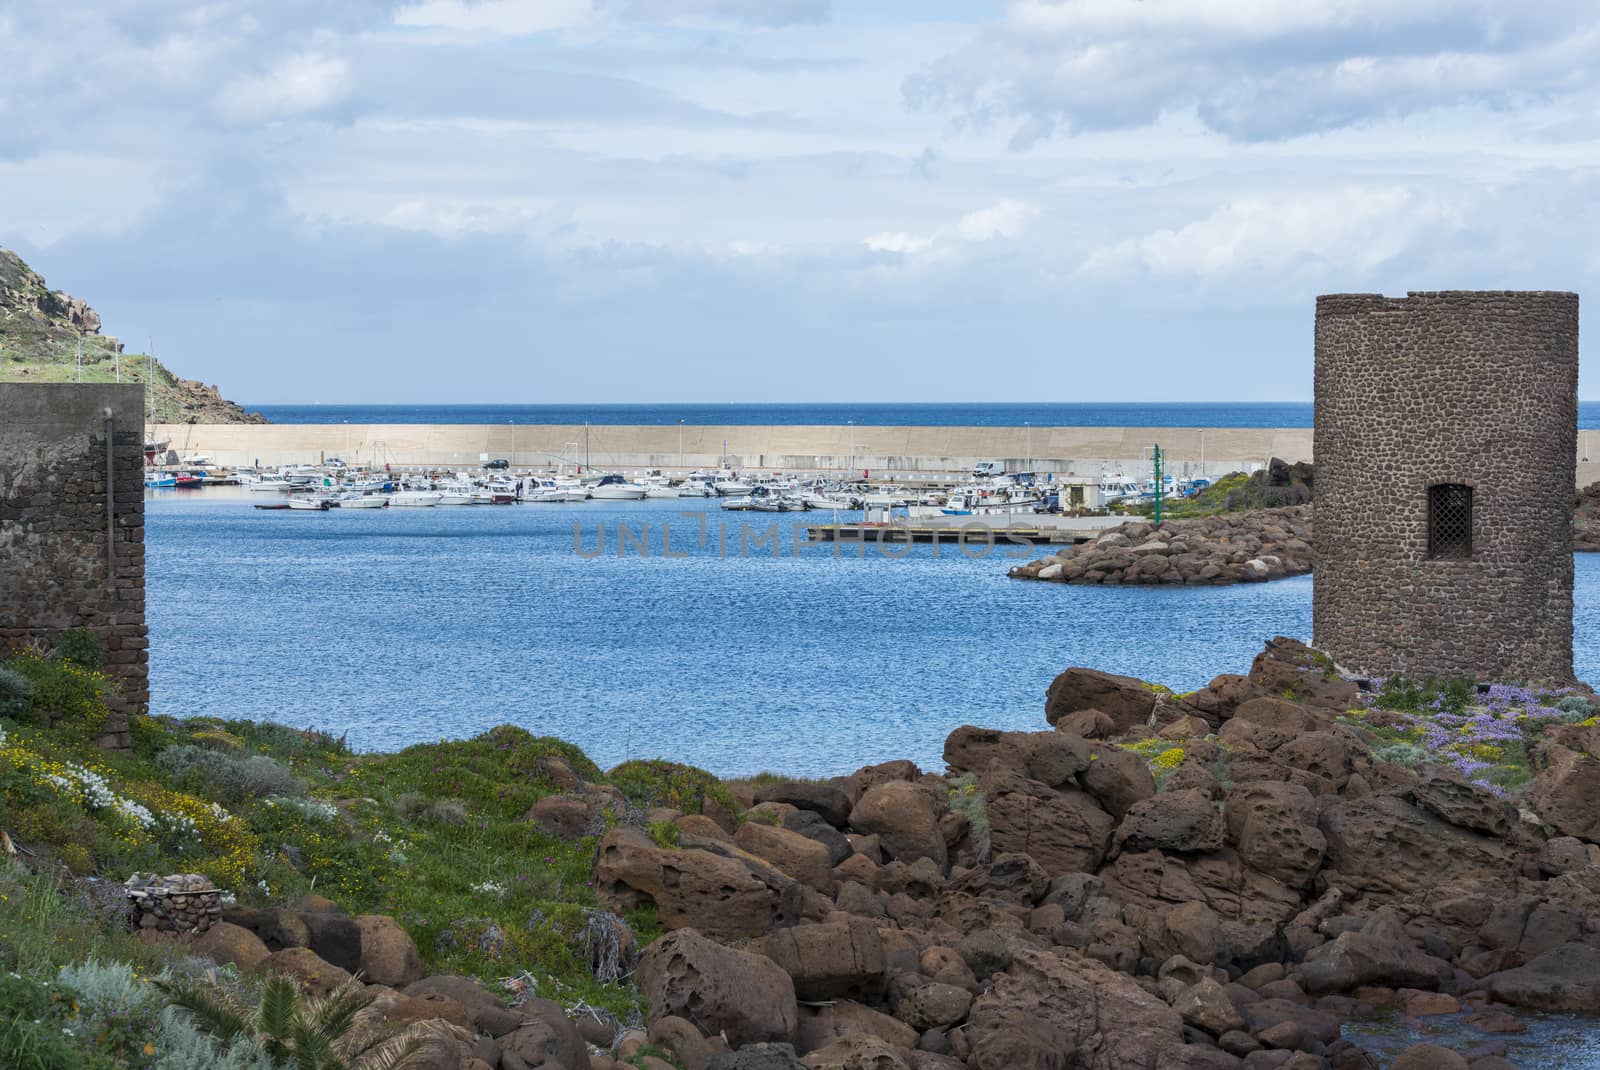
[805,514,1126,546]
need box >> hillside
[1124,456,1314,519]
[0,247,266,424]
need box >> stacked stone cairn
[125,873,223,933]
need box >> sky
[3,0,1598,404]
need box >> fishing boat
[437,485,478,506]
[286,497,332,511]
[246,474,292,493]
[339,494,389,509]
[144,473,177,489]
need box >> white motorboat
[340,494,389,509]
[247,474,292,493]
[796,492,855,512]
[675,480,712,498]
[389,491,443,508]
[645,485,681,499]
[589,475,647,500]
[714,478,754,496]
[286,497,332,511]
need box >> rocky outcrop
[0,245,266,423]
[1009,507,1312,586]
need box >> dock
[805,514,1124,546]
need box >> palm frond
[154,973,254,1045]
[254,974,300,1043]
[290,1016,339,1070]
[352,1034,425,1070]
[307,978,376,1052]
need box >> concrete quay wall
[153,423,1317,478]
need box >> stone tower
[1313,291,1579,681]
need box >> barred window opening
[1428,483,1472,559]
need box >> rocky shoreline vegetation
[4,633,1599,1070]
[1009,506,1313,586]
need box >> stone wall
[1313,291,1578,680]
[0,384,146,744]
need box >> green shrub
[54,629,105,671]
[1555,695,1596,721]
[1373,741,1429,766]
[947,774,990,855]
[0,972,112,1070]
[607,759,736,816]
[4,656,113,743]
[153,746,302,805]
[0,666,33,720]
[646,821,681,848]
[152,1008,278,1070]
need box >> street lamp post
[509,420,516,469]
[678,418,685,469]
[1024,421,1031,472]
[848,419,855,476]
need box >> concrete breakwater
[150,422,1314,477]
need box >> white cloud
[908,2,1600,143]
[864,232,933,254]
[956,198,1037,241]
[215,52,351,122]
[393,0,593,34]
[1078,187,1459,282]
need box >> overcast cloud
[2,0,1595,403]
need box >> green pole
[1153,443,1162,528]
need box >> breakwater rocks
[1575,481,1600,551]
[1010,506,1313,586]
[163,638,1600,1070]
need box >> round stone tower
[1313,291,1579,681]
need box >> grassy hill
[0,247,266,424]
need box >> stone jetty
[165,637,1599,1070]
[1009,506,1313,586]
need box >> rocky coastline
[1010,506,1313,586]
[118,640,1600,1069]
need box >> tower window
[1428,483,1472,559]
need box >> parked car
[972,460,1007,478]
[483,459,510,470]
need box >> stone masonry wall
[0,384,147,745]
[1313,291,1578,681]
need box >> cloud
[610,0,830,27]
[392,0,594,34]
[1078,187,1461,283]
[906,1,1600,144]
[956,198,1037,241]
[215,52,352,122]
[864,232,932,254]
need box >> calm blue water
[248,402,1600,429]
[144,493,1600,776]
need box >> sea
[145,492,1600,777]
[247,401,1600,428]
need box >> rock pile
[1010,506,1312,586]
[1575,481,1600,551]
[173,637,1600,1070]
[124,873,222,933]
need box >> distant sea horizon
[247,401,1600,429]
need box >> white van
[972,460,1007,478]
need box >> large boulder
[967,946,1183,1069]
[1297,912,1453,994]
[756,782,854,828]
[1481,942,1600,1012]
[981,770,1116,877]
[1319,795,1518,901]
[1411,770,1512,836]
[849,782,946,870]
[356,915,423,988]
[192,921,271,972]
[499,998,592,1070]
[799,1034,910,1070]
[944,726,1092,787]
[298,911,363,975]
[1223,782,1326,890]
[1113,790,1225,854]
[596,827,801,939]
[1173,978,1247,1037]
[268,947,352,996]
[736,821,835,894]
[1217,699,1308,752]
[1046,668,1159,736]
[1526,744,1600,843]
[757,917,888,1002]
[637,929,799,1047]
[1079,747,1157,820]
[1101,850,1302,964]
